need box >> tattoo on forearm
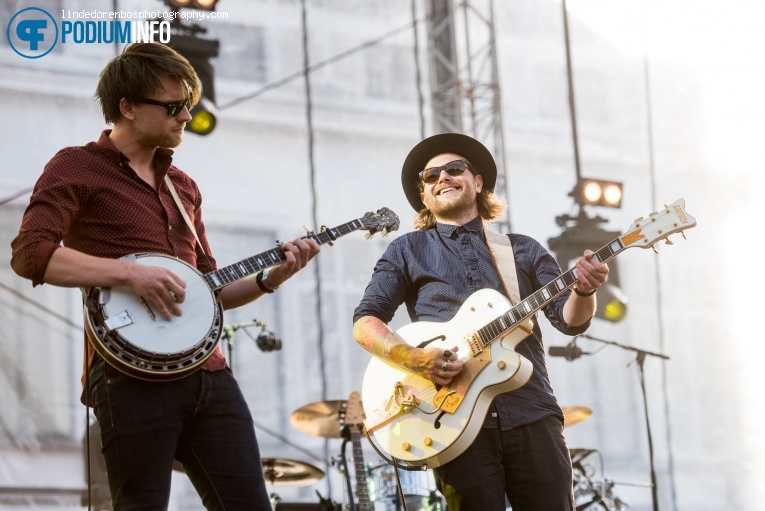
[355,317,410,366]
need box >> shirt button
[169,225,172,230]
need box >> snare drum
[367,463,438,511]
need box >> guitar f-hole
[434,410,446,429]
[416,335,446,349]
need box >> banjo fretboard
[201,216,393,291]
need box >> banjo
[84,208,400,381]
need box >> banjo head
[87,253,222,380]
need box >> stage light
[583,181,602,203]
[548,209,628,322]
[166,34,219,136]
[595,282,627,323]
[572,179,623,208]
[188,97,217,136]
[603,183,622,206]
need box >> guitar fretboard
[350,429,374,511]
[477,236,626,346]
[201,219,368,291]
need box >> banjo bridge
[138,297,157,322]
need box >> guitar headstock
[360,208,400,239]
[345,391,365,430]
[620,198,697,250]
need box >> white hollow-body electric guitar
[362,199,696,468]
[85,208,400,381]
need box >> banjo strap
[164,174,206,256]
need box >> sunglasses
[135,97,192,117]
[419,159,471,185]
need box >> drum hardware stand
[579,334,668,511]
[571,449,611,511]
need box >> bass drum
[367,463,443,511]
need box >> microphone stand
[580,333,669,511]
[221,319,266,376]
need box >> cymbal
[261,458,325,487]
[562,406,592,428]
[289,400,346,438]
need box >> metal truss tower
[423,0,511,231]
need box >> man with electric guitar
[353,133,609,511]
[11,43,320,510]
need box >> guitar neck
[350,429,374,511]
[479,235,626,348]
[202,218,367,291]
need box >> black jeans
[88,358,272,510]
[433,416,574,511]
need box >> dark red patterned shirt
[11,130,227,379]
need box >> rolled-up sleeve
[11,150,86,286]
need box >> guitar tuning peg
[303,225,315,236]
[365,232,375,240]
[665,237,674,245]
[651,245,659,254]
[382,228,391,238]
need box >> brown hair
[95,43,201,125]
[413,165,506,230]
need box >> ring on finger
[441,363,448,372]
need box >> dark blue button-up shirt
[353,215,590,430]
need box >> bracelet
[573,286,596,297]
[256,270,276,294]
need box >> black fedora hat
[401,133,497,211]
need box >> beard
[135,121,184,149]
[423,186,478,219]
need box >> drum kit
[268,401,626,511]
[268,393,441,511]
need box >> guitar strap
[485,228,521,306]
[164,174,206,255]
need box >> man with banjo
[11,42,319,509]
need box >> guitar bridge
[466,331,483,356]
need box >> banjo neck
[201,215,385,291]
